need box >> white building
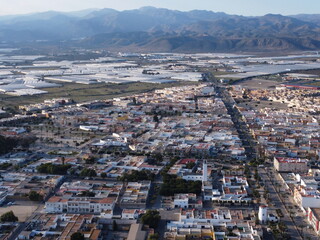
[45,196,116,214]
[173,194,202,209]
[121,209,144,220]
[294,186,320,209]
[79,125,99,131]
[182,173,203,181]
[166,208,262,240]
[203,160,208,182]
[173,194,189,209]
[258,205,268,223]
[307,207,320,236]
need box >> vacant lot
[0,202,43,221]
[0,81,197,109]
[235,78,279,89]
[237,99,288,111]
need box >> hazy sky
[0,0,319,16]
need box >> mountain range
[1,7,320,52]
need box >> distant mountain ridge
[0,7,320,52]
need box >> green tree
[70,232,84,240]
[0,162,12,170]
[37,163,71,175]
[112,220,118,231]
[80,168,97,177]
[69,168,78,176]
[28,191,43,201]
[141,210,161,229]
[100,172,107,178]
[153,152,163,163]
[153,115,159,123]
[244,165,250,177]
[0,136,18,155]
[119,170,155,182]
[254,169,259,180]
[85,156,96,164]
[252,189,261,199]
[160,174,202,196]
[0,211,18,222]
[79,191,95,197]
[186,162,196,169]
[148,233,159,240]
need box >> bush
[0,211,18,222]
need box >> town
[0,50,319,240]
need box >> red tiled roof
[178,159,196,165]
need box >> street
[258,168,303,240]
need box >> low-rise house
[121,209,145,220]
[173,194,203,209]
[120,181,151,209]
[294,185,320,209]
[19,214,101,240]
[165,208,261,240]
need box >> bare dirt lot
[237,99,288,111]
[236,78,279,89]
[0,202,43,222]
